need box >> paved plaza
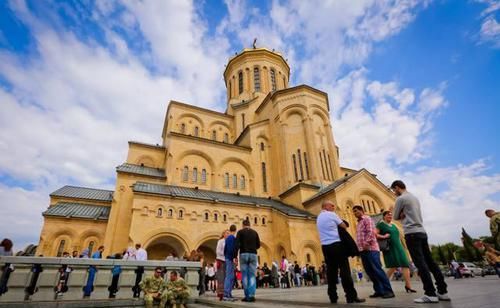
[193,276,500,308]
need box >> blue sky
[0,0,499,251]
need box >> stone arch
[176,149,215,171]
[298,240,322,266]
[135,155,156,167]
[51,234,73,256]
[207,120,231,131]
[258,241,271,265]
[310,107,330,124]
[218,157,254,178]
[356,189,385,214]
[276,243,288,260]
[194,232,220,264]
[142,229,190,260]
[282,105,307,120]
[176,112,206,132]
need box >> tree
[437,245,447,265]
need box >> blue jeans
[223,258,235,298]
[360,251,393,295]
[240,253,257,299]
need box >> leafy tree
[437,245,447,265]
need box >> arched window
[270,69,276,91]
[224,133,229,143]
[253,67,261,91]
[214,213,218,221]
[179,210,183,219]
[297,149,304,181]
[224,173,229,188]
[56,240,65,257]
[194,126,199,137]
[201,169,207,184]
[261,162,267,192]
[168,209,173,217]
[192,167,198,183]
[182,166,189,182]
[238,71,244,94]
[246,216,250,221]
[304,152,310,179]
[306,253,311,263]
[254,217,258,225]
[323,149,330,180]
[240,175,246,190]
[223,214,227,222]
[292,154,298,182]
[233,174,237,188]
[260,142,265,151]
[157,208,163,217]
[262,217,266,225]
[212,130,217,141]
[180,123,186,134]
[204,212,209,221]
[88,241,95,255]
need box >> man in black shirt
[236,219,260,302]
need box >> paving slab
[196,276,500,308]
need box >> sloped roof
[303,171,360,205]
[50,186,113,202]
[116,163,166,178]
[132,182,314,218]
[43,202,110,220]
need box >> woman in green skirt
[376,211,416,293]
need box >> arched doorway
[197,239,218,264]
[146,235,187,260]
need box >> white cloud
[476,0,500,47]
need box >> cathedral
[36,48,396,266]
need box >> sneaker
[414,295,439,303]
[437,293,451,301]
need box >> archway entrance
[197,239,217,264]
[146,235,187,260]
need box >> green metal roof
[132,182,314,218]
[116,163,166,178]
[50,186,113,202]
[43,202,110,220]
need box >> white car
[459,262,482,277]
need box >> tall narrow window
[180,123,186,134]
[214,213,218,221]
[260,142,265,151]
[157,208,163,217]
[254,217,258,225]
[306,253,311,263]
[261,162,267,192]
[240,175,246,189]
[323,149,330,180]
[233,174,238,189]
[228,80,232,98]
[224,173,229,188]
[253,67,261,91]
[297,149,304,181]
[182,166,189,182]
[168,209,173,217]
[262,217,266,225]
[204,212,209,221]
[292,154,298,182]
[57,240,65,257]
[88,241,95,255]
[179,210,183,219]
[270,69,276,91]
[224,133,229,143]
[194,126,199,137]
[238,71,243,94]
[212,130,217,141]
[201,169,207,184]
[242,113,245,129]
[192,167,198,183]
[304,152,310,179]
[327,154,334,180]
[283,76,286,88]
[319,152,326,179]
[223,214,227,222]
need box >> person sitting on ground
[139,266,165,308]
[162,270,190,308]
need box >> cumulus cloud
[476,0,500,47]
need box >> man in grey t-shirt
[391,180,449,304]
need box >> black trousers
[405,233,447,296]
[321,242,357,301]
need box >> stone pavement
[194,276,500,308]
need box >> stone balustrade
[0,256,200,305]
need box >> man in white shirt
[317,200,365,304]
[136,243,148,261]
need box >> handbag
[378,238,391,252]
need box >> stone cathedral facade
[36,48,396,266]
